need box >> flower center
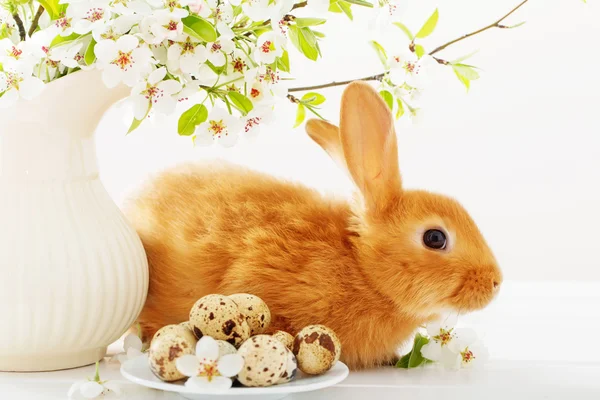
[432,328,454,346]
[143,84,164,102]
[231,57,246,73]
[41,46,49,54]
[461,348,475,364]
[245,116,261,132]
[182,39,195,54]
[260,40,275,54]
[7,46,22,59]
[208,119,227,138]
[4,72,23,90]
[46,59,59,68]
[259,68,279,84]
[166,20,179,31]
[55,16,72,30]
[167,0,180,11]
[101,27,117,40]
[210,43,222,53]
[112,50,134,70]
[198,362,220,381]
[250,88,260,98]
[85,8,105,22]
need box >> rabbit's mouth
[446,268,502,312]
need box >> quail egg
[293,325,341,375]
[189,294,251,347]
[217,340,238,357]
[237,335,287,387]
[152,324,197,345]
[277,348,298,384]
[272,330,294,350]
[148,332,195,381]
[229,293,271,335]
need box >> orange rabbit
[127,81,502,369]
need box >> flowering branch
[287,0,529,94]
[429,0,530,55]
[28,6,45,37]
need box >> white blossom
[167,37,207,74]
[94,34,153,87]
[0,63,45,108]
[195,106,242,147]
[254,31,284,64]
[130,67,182,118]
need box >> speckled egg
[277,348,298,384]
[189,294,250,347]
[179,321,193,332]
[217,340,238,357]
[228,293,271,335]
[237,335,288,387]
[152,324,197,345]
[148,332,196,381]
[293,325,341,375]
[272,330,294,351]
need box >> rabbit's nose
[493,281,500,290]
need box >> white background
[96,0,600,282]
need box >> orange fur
[126,82,502,370]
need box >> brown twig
[429,0,530,55]
[28,5,45,37]
[288,73,384,92]
[286,0,529,93]
[12,13,26,41]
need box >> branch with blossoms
[0,0,532,146]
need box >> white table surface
[2,282,600,400]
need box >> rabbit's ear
[305,119,347,172]
[340,81,402,210]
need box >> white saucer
[121,355,349,400]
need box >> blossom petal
[158,79,182,95]
[117,35,139,52]
[103,381,122,396]
[217,354,244,377]
[67,381,84,398]
[19,77,45,100]
[440,347,461,370]
[80,381,104,399]
[455,328,477,348]
[195,336,219,361]
[185,376,212,390]
[154,96,177,115]
[218,130,239,147]
[208,50,225,67]
[148,67,167,85]
[211,376,234,389]
[94,40,119,63]
[102,65,123,88]
[0,88,19,109]
[124,333,143,352]
[420,341,442,362]
[176,354,200,377]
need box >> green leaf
[369,40,388,67]
[328,0,343,13]
[289,25,319,61]
[414,44,425,58]
[276,50,290,73]
[506,21,526,29]
[395,98,405,119]
[338,1,353,20]
[379,90,393,111]
[50,33,81,48]
[312,30,326,38]
[178,104,208,136]
[295,18,326,27]
[393,22,414,40]
[395,333,431,368]
[453,64,480,80]
[84,38,97,66]
[415,8,439,39]
[38,0,61,20]
[453,68,471,91]
[294,104,306,128]
[182,15,217,42]
[0,23,9,40]
[302,92,325,105]
[341,0,373,7]
[227,91,254,115]
[450,50,478,64]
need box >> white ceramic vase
[0,69,149,372]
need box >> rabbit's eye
[423,229,447,250]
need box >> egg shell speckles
[217,340,238,357]
[152,324,197,345]
[293,325,341,375]
[237,335,287,387]
[272,330,294,351]
[277,348,298,384]
[148,332,195,382]
[228,293,271,335]
[189,294,250,347]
